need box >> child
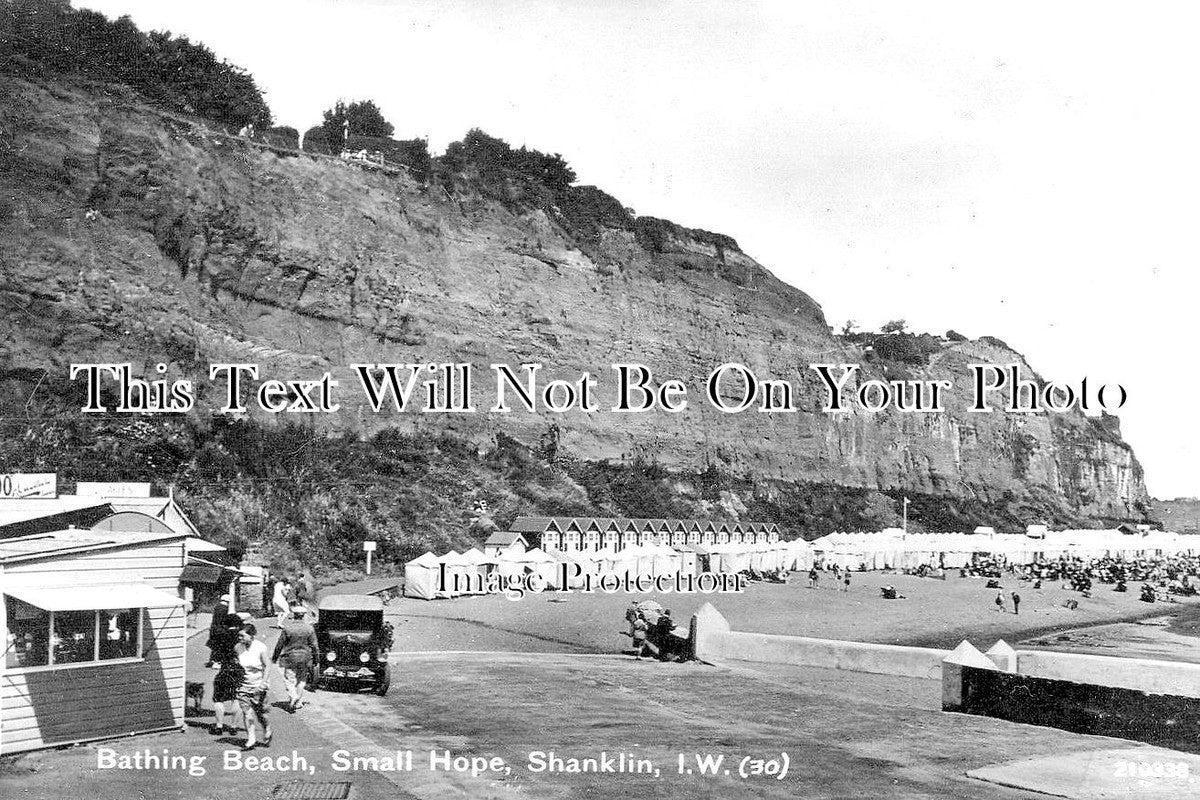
[631,614,649,659]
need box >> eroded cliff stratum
[0,66,1148,526]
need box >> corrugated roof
[0,528,186,564]
[483,531,527,546]
[0,497,112,525]
[510,516,555,533]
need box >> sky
[77,1,1200,499]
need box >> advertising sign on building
[75,481,153,498]
[0,473,57,499]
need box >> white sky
[78,1,1200,499]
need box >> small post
[363,540,377,575]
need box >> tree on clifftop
[321,100,394,153]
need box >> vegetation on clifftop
[2,0,272,128]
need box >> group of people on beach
[994,590,1021,614]
[806,564,853,591]
[205,599,320,751]
[625,603,685,661]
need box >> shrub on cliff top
[320,99,395,153]
[3,0,272,128]
[441,128,577,194]
[302,125,333,155]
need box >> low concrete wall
[952,664,1200,753]
[691,603,947,679]
[1014,650,1200,698]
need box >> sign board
[363,541,377,552]
[0,473,57,499]
[76,481,153,498]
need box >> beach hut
[651,542,682,576]
[495,548,530,583]
[404,552,442,600]
[460,547,494,594]
[522,547,561,589]
[437,550,472,597]
[550,550,586,588]
[672,545,698,575]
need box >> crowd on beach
[791,551,1200,612]
[961,554,1200,601]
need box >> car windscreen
[319,611,377,631]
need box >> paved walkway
[0,616,407,800]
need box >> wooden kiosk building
[0,528,188,754]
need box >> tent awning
[5,582,184,610]
[180,563,233,585]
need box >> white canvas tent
[404,552,441,600]
[460,547,494,594]
[436,550,472,597]
[522,547,561,589]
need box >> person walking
[296,571,317,613]
[234,623,273,750]
[273,605,319,712]
[995,591,1006,612]
[272,577,292,628]
[842,570,851,593]
[808,567,819,589]
[208,607,244,737]
[205,600,230,668]
[1011,591,1021,615]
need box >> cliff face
[0,65,1149,525]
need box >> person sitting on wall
[654,610,679,662]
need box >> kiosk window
[6,597,50,669]
[100,608,140,660]
[52,610,97,665]
[5,597,144,669]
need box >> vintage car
[315,594,393,695]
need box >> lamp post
[903,497,911,537]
